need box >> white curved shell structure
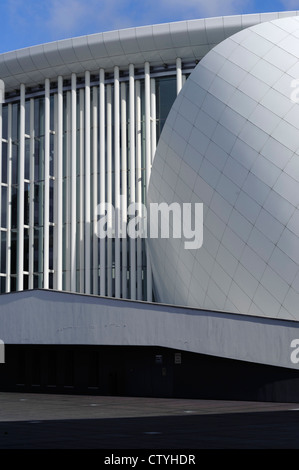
[148,16,299,320]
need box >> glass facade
[0,65,184,301]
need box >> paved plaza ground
[0,393,299,449]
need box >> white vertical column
[0,98,1,239]
[53,94,58,288]
[17,84,25,291]
[79,88,85,293]
[6,104,12,293]
[114,66,120,298]
[135,80,142,300]
[144,63,151,191]
[121,81,127,299]
[99,68,106,297]
[92,85,98,295]
[0,100,2,212]
[85,71,91,294]
[28,98,35,289]
[0,97,2,288]
[38,147,44,289]
[176,57,182,95]
[106,84,112,297]
[129,63,136,300]
[65,91,71,291]
[44,78,50,289]
[150,79,157,302]
[71,73,77,292]
[150,78,156,164]
[144,62,152,302]
[56,76,63,291]
[0,96,2,287]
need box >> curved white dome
[147,16,299,320]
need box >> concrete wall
[1,290,299,371]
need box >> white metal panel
[103,30,125,57]
[152,23,173,49]
[170,21,190,47]
[42,43,65,67]
[135,25,155,51]
[72,37,93,61]
[4,51,23,75]
[119,28,139,54]
[57,39,78,63]
[87,34,109,58]
[16,49,36,72]
[205,17,225,44]
[187,19,208,45]
[148,16,299,320]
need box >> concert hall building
[1,10,299,401]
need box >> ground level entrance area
[1,345,299,403]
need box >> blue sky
[0,0,299,53]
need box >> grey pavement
[1,392,299,449]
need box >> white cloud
[3,0,257,47]
[44,0,136,38]
[45,0,99,36]
[43,0,255,40]
[46,0,88,35]
[279,0,299,9]
[155,0,253,19]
